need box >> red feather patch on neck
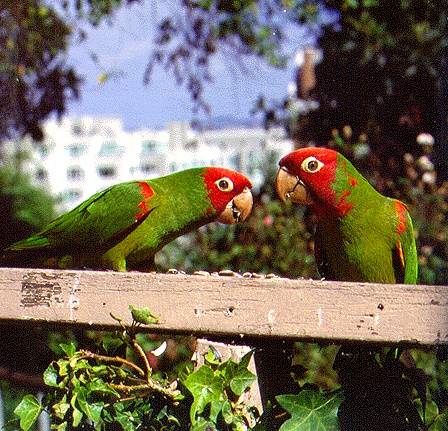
[135,181,154,221]
[203,167,252,214]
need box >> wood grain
[0,267,447,346]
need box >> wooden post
[195,338,263,414]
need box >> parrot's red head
[276,147,360,218]
[203,167,253,224]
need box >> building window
[230,155,241,171]
[141,140,156,155]
[38,146,49,158]
[67,143,85,157]
[140,163,157,175]
[99,141,124,157]
[98,166,117,178]
[65,189,82,201]
[185,140,198,151]
[67,167,84,180]
[35,168,47,181]
[72,123,83,136]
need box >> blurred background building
[0,118,292,212]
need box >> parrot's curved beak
[275,166,312,204]
[218,186,253,224]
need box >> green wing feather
[394,208,418,284]
[7,181,156,255]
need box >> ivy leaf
[54,422,68,431]
[429,410,448,430]
[183,365,225,424]
[204,347,222,366]
[238,350,254,369]
[76,387,103,423]
[43,363,60,387]
[129,305,159,325]
[221,399,233,424]
[218,351,256,396]
[189,417,217,431]
[72,405,83,427]
[52,395,70,420]
[115,412,137,431]
[88,379,120,397]
[277,389,343,431]
[60,342,76,357]
[70,391,83,428]
[14,395,42,431]
[229,366,256,396]
[415,398,439,426]
[56,359,70,377]
[102,333,124,354]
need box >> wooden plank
[0,267,447,346]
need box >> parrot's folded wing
[393,208,418,284]
[6,181,158,254]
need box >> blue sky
[66,1,314,130]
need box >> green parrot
[3,167,253,272]
[275,147,417,284]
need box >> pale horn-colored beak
[275,167,312,204]
[217,186,253,224]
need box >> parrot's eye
[216,177,234,192]
[301,156,324,173]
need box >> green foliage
[14,395,42,431]
[0,165,56,250]
[14,307,260,431]
[1,0,81,141]
[276,389,343,431]
[292,343,339,390]
[13,308,446,430]
[184,349,256,428]
[128,305,159,325]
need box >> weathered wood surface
[0,267,447,346]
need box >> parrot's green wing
[392,202,418,284]
[7,181,158,255]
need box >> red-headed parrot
[3,167,253,272]
[275,147,417,284]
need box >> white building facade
[2,117,293,212]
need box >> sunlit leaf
[183,365,225,423]
[60,342,76,357]
[429,411,448,431]
[14,395,42,431]
[89,378,120,397]
[43,362,60,387]
[77,387,103,423]
[129,305,159,325]
[277,389,343,431]
[52,395,70,420]
[415,398,439,425]
[230,367,257,396]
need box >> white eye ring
[215,177,234,192]
[301,156,324,173]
